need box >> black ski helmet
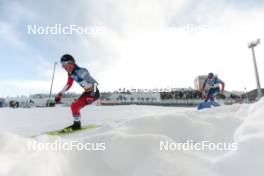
[60,54,75,64]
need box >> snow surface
[0,100,262,176]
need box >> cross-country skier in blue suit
[201,73,225,102]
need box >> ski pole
[47,62,57,107]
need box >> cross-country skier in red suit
[55,54,100,130]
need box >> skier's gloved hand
[84,87,93,94]
[55,93,62,104]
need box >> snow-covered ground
[0,99,263,176]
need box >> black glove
[55,93,62,104]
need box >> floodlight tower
[248,39,262,100]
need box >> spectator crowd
[160,89,204,100]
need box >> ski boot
[61,121,81,133]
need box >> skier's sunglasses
[61,61,74,66]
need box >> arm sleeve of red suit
[59,74,74,94]
[217,79,225,92]
[221,82,225,92]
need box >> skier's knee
[71,102,78,111]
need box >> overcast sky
[0,0,264,96]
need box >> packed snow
[0,99,263,176]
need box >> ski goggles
[61,61,74,66]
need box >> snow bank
[0,133,68,176]
[0,132,212,176]
[0,101,263,176]
[214,98,264,176]
[0,106,186,136]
